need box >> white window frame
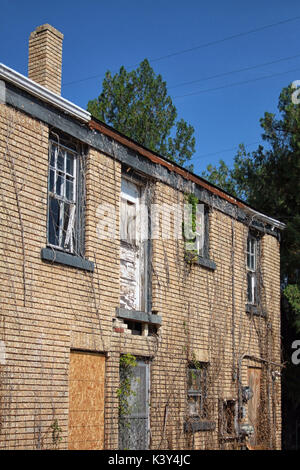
[47,140,77,253]
[195,206,205,257]
[247,235,257,305]
[120,176,149,312]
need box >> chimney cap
[29,24,64,40]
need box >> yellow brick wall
[28,24,63,95]
[0,104,281,449]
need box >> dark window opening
[124,320,143,335]
[220,399,238,437]
[187,363,208,419]
[47,132,85,257]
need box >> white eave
[0,63,91,123]
[244,205,286,231]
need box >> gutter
[243,206,286,231]
[0,63,91,123]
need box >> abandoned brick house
[0,24,285,450]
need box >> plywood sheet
[68,351,105,450]
[247,367,261,447]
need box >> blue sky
[1,0,300,176]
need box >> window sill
[185,252,216,271]
[41,247,94,272]
[219,435,239,441]
[116,308,162,325]
[245,303,266,317]
[184,419,216,433]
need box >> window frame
[246,234,258,305]
[187,363,208,419]
[184,204,216,270]
[47,135,85,257]
[219,399,238,438]
[120,172,152,313]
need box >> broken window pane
[56,173,64,196]
[187,364,208,418]
[66,176,74,202]
[222,400,237,436]
[66,152,74,175]
[57,150,64,171]
[47,141,79,253]
[49,169,55,193]
[48,197,60,246]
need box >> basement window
[47,134,85,256]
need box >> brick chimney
[28,24,64,95]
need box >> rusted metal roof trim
[89,119,285,230]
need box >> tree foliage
[87,59,195,168]
[202,84,300,288]
[203,84,300,447]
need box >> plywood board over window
[68,351,105,450]
[247,367,261,448]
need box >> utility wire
[169,53,300,90]
[147,15,300,64]
[62,15,300,87]
[195,140,262,160]
[173,65,300,99]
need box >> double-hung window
[47,138,79,254]
[246,235,257,304]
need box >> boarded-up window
[68,351,105,450]
[247,367,261,447]
[119,360,149,450]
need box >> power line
[169,53,300,90]
[195,140,262,161]
[173,65,300,99]
[62,14,300,87]
[147,15,300,64]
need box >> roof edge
[0,62,285,232]
[89,119,286,231]
[0,63,91,123]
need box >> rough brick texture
[0,102,282,450]
[28,24,63,95]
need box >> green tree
[203,84,300,448]
[87,59,195,168]
[202,84,300,286]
